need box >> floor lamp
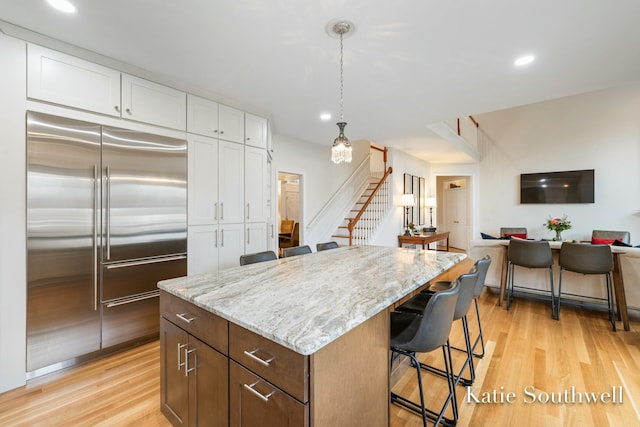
[401,194,415,236]
[425,197,437,232]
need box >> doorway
[277,172,303,254]
[438,176,472,251]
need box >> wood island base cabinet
[160,291,390,427]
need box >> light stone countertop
[158,245,467,355]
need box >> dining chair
[282,245,312,258]
[500,227,527,239]
[390,281,461,427]
[591,230,630,245]
[507,238,556,318]
[239,250,278,266]
[558,242,616,330]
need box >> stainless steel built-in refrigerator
[27,111,187,377]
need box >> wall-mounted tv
[520,169,594,204]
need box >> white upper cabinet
[121,74,186,130]
[27,44,121,117]
[245,146,269,222]
[187,95,219,138]
[218,105,245,144]
[27,44,187,130]
[244,113,268,149]
[188,134,219,226]
[218,140,245,224]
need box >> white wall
[475,83,640,242]
[0,34,27,393]
[271,134,369,248]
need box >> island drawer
[230,361,309,427]
[160,291,229,355]
[229,323,308,403]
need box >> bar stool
[390,281,461,427]
[239,250,278,266]
[316,241,339,251]
[507,239,556,319]
[416,256,492,359]
[396,268,480,387]
[558,242,616,331]
[282,245,312,257]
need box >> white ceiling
[1,0,639,163]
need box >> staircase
[331,146,392,246]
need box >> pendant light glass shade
[331,122,352,163]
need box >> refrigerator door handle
[104,254,187,270]
[105,165,111,261]
[93,164,99,311]
[105,290,160,308]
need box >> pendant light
[327,20,355,164]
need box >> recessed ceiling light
[320,113,331,121]
[47,0,77,14]
[514,55,535,67]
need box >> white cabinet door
[244,113,267,149]
[188,134,218,226]
[218,141,244,224]
[187,95,219,138]
[245,146,268,222]
[187,225,219,275]
[218,105,244,144]
[245,222,268,254]
[219,223,245,270]
[27,44,121,117]
[121,74,186,130]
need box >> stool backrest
[282,245,312,257]
[240,250,278,266]
[454,269,480,320]
[508,239,553,268]
[473,255,492,297]
[405,281,461,353]
[316,241,339,251]
[559,242,613,274]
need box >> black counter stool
[558,242,616,330]
[507,239,556,319]
[416,256,492,359]
[239,250,277,266]
[282,245,312,257]
[316,241,339,251]
[390,281,461,427]
[396,268,480,387]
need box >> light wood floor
[1,261,639,426]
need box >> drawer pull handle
[244,381,276,402]
[244,349,275,367]
[176,313,196,323]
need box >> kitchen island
[158,245,466,427]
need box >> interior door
[444,186,468,250]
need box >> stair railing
[347,166,393,245]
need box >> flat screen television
[520,169,594,204]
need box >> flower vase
[554,230,562,241]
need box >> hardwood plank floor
[1,263,638,426]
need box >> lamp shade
[401,193,415,207]
[425,197,437,207]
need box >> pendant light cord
[339,32,344,122]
